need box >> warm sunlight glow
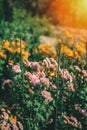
[49,0,87,28]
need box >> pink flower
[3,79,13,84]
[2,111,9,120]
[11,124,19,130]
[60,69,70,80]
[24,71,41,85]
[30,62,41,71]
[40,77,49,87]
[41,90,52,102]
[36,71,45,78]
[81,70,87,77]
[17,121,23,130]
[24,71,30,77]
[29,74,41,86]
[68,83,75,92]
[12,64,21,73]
[74,65,81,72]
[43,57,58,69]
[75,104,87,117]
[43,58,51,67]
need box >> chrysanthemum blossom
[41,90,52,102]
[29,74,41,86]
[12,64,21,73]
[40,77,49,87]
[30,62,41,71]
[74,65,81,72]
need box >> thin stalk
[20,36,25,102]
[20,36,32,130]
[54,48,60,130]
[61,53,65,128]
[20,36,27,129]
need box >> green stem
[61,53,65,127]
[54,48,60,130]
[20,36,25,102]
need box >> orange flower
[22,50,29,60]
[65,49,74,57]
[15,47,21,53]
[9,115,17,122]
[11,42,16,48]
[8,60,14,64]
[3,40,10,48]
[0,51,7,59]
[6,47,15,53]
[64,30,73,39]
[38,43,57,58]
[61,45,74,57]
[17,40,26,49]
[76,43,85,54]
[74,51,80,59]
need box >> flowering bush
[0,108,23,130]
[0,30,87,130]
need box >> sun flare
[49,0,87,28]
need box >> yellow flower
[61,45,67,53]
[17,41,26,49]
[65,49,74,57]
[6,47,15,53]
[76,43,85,54]
[74,51,80,59]
[49,71,56,77]
[11,42,16,48]
[46,66,57,77]
[22,50,29,60]
[9,115,17,122]
[38,43,57,58]
[3,40,10,48]
[15,47,21,53]
[0,51,7,59]
[52,50,57,58]
[64,30,73,39]
[8,60,14,64]
[61,45,74,57]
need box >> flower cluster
[60,44,80,59]
[24,58,58,102]
[75,104,87,117]
[43,57,58,77]
[34,43,57,59]
[0,108,23,130]
[63,114,82,128]
[60,69,75,92]
[0,33,87,130]
[0,38,30,64]
[74,65,87,82]
[76,43,86,54]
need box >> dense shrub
[0,33,87,129]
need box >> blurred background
[0,0,87,29]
